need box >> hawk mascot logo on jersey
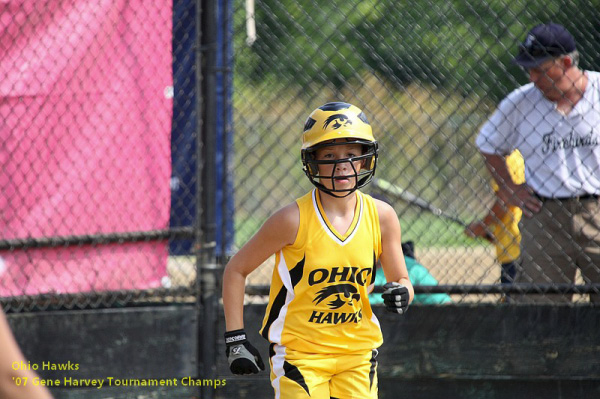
[313,283,361,310]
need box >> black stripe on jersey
[261,287,287,340]
[269,343,276,358]
[370,252,377,285]
[261,256,305,340]
[369,349,378,389]
[289,255,305,287]
[283,361,310,395]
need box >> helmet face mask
[302,141,378,197]
[301,102,378,197]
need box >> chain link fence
[2,1,600,314]
[0,2,599,398]
[232,0,600,304]
[0,1,200,312]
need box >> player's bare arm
[374,198,414,303]
[222,202,299,375]
[222,202,300,331]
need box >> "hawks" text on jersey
[308,309,363,324]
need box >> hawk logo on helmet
[313,283,361,310]
[303,117,316,132]
[323,114,352,130]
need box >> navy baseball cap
[512,23,576,68]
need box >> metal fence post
[196,0,219,398]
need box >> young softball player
[222,102,414,398]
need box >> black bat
[371,178,468,227]
[371,178,495,242]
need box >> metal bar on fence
[0,286,195,311]
[196,1,219,398]
[0,227,194,250]
[220,0,233,258]
[195,1,206,398]
[245,284,600,296]
[194,1,205,397]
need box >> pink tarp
[0,1,173,295]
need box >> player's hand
[465,221,493,242]
[224,329,265,375]
[498,183,542,218]
[382,282,410,314]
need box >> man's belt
[534,192,600,201]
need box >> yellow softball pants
[269,344,378,399]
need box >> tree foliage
[236,0,600,102]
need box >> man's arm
[481,153,541,217]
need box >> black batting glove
[382,282,410,314]
[224,329,265,375]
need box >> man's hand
[224,329,265,375]
[382,282,410,314]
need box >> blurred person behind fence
[476,22,600,303]
[0,308,54,399]
[465,150,525,302]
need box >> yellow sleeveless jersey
[490,150,525,263]
[260,189,383,354]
